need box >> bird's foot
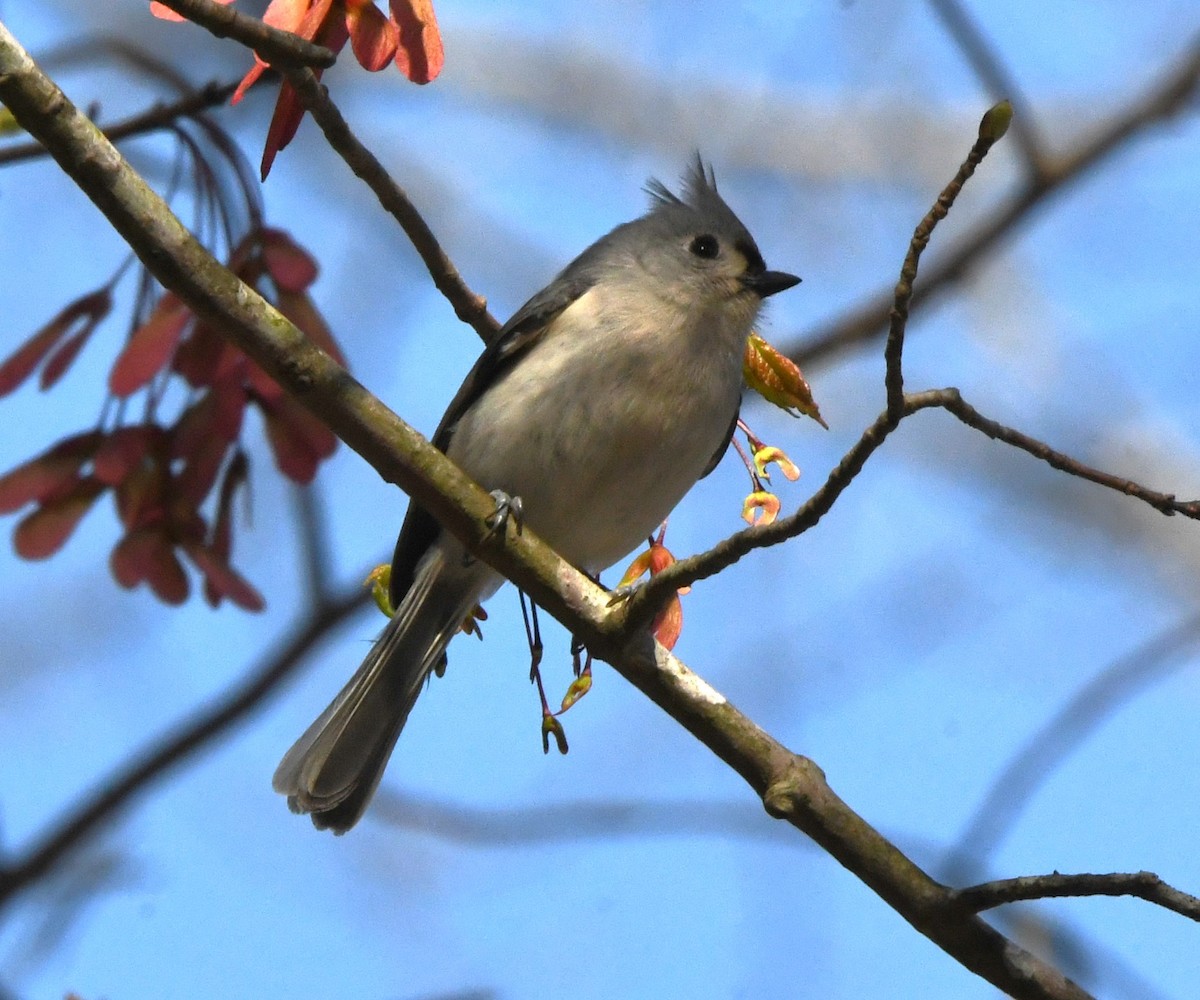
[483,489,524,542]
[606,579,643,607]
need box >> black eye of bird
[689,234,720,259]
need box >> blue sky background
[1,1,1199,997]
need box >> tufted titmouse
[274,156,800,832]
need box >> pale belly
[447,311,743,574]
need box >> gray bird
[274,156,800,832]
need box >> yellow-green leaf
[743,333,828,428]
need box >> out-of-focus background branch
[792,33,1200,368]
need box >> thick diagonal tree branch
[600,638,1090,1000]
[0,22,1097,999]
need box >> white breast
[447,285,751,573]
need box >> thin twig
[373,791,803,845]
[927,0,1045,173]
[632,381,1200,625]
[281,66,500,343]
[935,389,1200,517]
[885,102,1010,420]
[147,0,336,69]
[954,871,1200,922]
[0,78,240,166]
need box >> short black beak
[743,269,802,298]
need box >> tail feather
[273,549,481,833]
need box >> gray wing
[700,403,741,479]
[388,268,598,608]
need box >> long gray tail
[273,549,480,833]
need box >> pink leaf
[177,434,233,506]
[114,461,169,530]
[201,452,252,607]
[172,324,230,388]
[0,289,111,396]
[93,426,161,486]
[232,60,269,105]
[261,229,319,292]
[390,0,444,84]
[39,325,93,391]
[285,396,337,462]
[652,595,683,651]
[109,294,192,397]
[258,81,305,181]
[111,529,190,604]
[257,4,346,178]
[260,394,337,484]
[0,432,103,513]
[171,378,246,461]
[232,0,325,105]
[262,405,320,484]
[348,0,399,71]
[150,0,235,23]
[111,529,157,588]
[13,478,104,559]
[245,359,285,406]
[146,539,190,605]
[265,0,321,32]
[186,542,266,612]
[275,288,345,366]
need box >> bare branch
[792,36,1200,369]
[927,0,1045,172]
[280,66,500,342]
[886,101,1010,420]
[954,871,1200,922]
[934,390,1200,518]
[0,78,240,166]
[147,0,335,69]
[0,583,369,912]
[598,638,1092,1000]
[373,791,801,845]
[634,383,1200,621]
